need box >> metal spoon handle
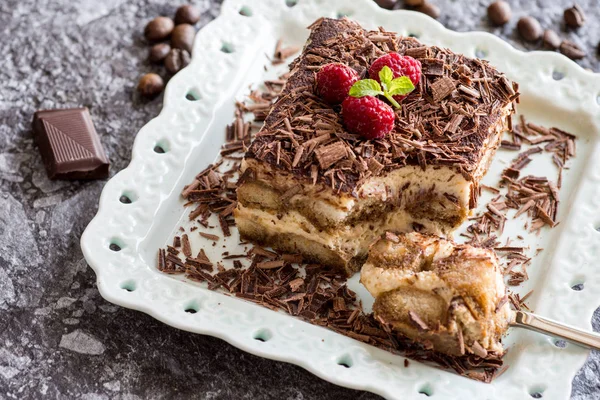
[510,311,600,350]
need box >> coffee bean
[517,16,542,42]
[415,2,440,19]
[165,48,191,74]
[374,0,398,9]
[175,5,201,25]
[171,24,196,53]
[144,16,174,41]
[487,1,511,26]
[137,73,164,97]
[542,29,561,50]
[564,4,585,28]
[149,43,171,63]
[559,40,586,60]
[403,0,424,6]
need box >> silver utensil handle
[511,311,600,350]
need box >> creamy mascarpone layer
[235,203,446,261]
[241,160,472,229]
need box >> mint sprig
[348,65,415,109]
[348,79,382,97]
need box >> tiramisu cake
[234,18,519,275]
[361,232,511,357]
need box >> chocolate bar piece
[32,108,109,180]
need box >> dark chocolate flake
[408,310,429,331]
[257,260,286,269]
[430,76,456,102]
[314,141,347,170]
[219,215,231,237]
[181,234,192,257]
[199,232,220,241]
[420,58,445,76]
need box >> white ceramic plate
[81,0,600,398]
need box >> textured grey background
[0,0,599,399]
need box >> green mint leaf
[387,76,415,96]
[349,79,383,98]
[379,66,394,87]
[383,92,401,109]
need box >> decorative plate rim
[81,1,600,399]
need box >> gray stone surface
[0,0,598,398]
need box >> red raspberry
[316,63,359,105]
[369,53,421,102]
[341,96,395,140]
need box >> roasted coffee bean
[374,0,398,9]
[564,4,585,28]
[559,40,586,60]
[165,48,191,74]
[487,1,511,26]
[542,29,561,50]
[175,5,201,25]
[415,2,440,19]
[144,16,174,41]
[403,0,424,6]
[149,43,171,63]
[517,16,542,42]
[137,73,164,97]
[171,24,196,53]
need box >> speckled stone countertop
[0,0,598,398]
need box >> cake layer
[361,232,511,357]
[235,203,445,275]
[239,160,471,231]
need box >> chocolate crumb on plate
[200,232,220,241]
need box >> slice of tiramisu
[361,232,511,357]
[234,18,519,276]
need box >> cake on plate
[234,17,519,276]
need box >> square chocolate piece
[32,107,109,180]
[234,18,519,275]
